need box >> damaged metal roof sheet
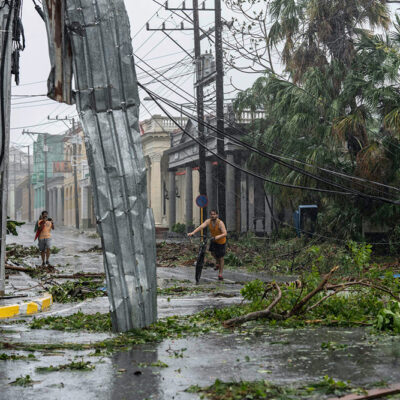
[43,0,74,105]
[41,0,157,332]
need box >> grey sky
[10,1,399,149]
[10,0,250,148]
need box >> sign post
[195,195,209,240]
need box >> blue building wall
[32,134,65,218]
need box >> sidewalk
[1,270,53,319]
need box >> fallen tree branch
[326,281,400,302]
[288,266,339,317]
[5,264,32,272]
[5,264,105,280]
[223,282,282,328]
[51,273,105,279]
[307,286,347,312]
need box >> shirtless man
[188,210,227,280]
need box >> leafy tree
[231,0,400,237]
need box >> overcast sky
[10,1,400,149]
[10,0,253,148]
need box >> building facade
[166,111,273,235]
[7,146,32,221]
[140,114,187,233]
[62,125,95,229]
[32,134,65,221]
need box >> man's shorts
[209,241,226,259]
[38,238,52,252]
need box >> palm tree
[269,0,390,83]
[233,5,400,237]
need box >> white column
[185,166,193,231]
[53,189,57,220]
[206,160,215,211]
[248,176,255,232]
[168,170,176,231]
[57,187,63,225]
[49,189,53,218]
[265,194,273,234]
[150,154,162,226]
[225,154,236,232]
[81,186,89,228]
[240,171,248,233]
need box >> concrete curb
[0,294,53,319]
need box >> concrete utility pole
[44,134,48,211]
[148,2,216,219]
[22,130,49,212]
[215,0,226,222]
[13,153,16,219]
[72,118,79,230]
[0,1,20,296]
[26,145,32,222]
[193,0,207,209]
[48,115,79,229]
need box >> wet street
[2,224,400,399]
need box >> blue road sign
[196,195,208,208]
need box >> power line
[139,82,357,196]
[140,83,400,205]
[132,27,400,198]
[10,120,65,130]
[133,53,396,199]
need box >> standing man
[34,211,54,267]
[188,210,227,280]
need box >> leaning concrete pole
[42,0,157,332]
[0,3,15,296]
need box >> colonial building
[140,114,187,234]
[32,135,65,221]
[15,176,32,222]
[8,146,32,221]
[166,110,274,235]
[62,125,95,229]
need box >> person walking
[34,210,54,267]
[188,209,227,280]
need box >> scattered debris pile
[46,278,106,303]
[223,265,400,329]
[156,242,198,267]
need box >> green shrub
[172,223,186,234]
[225,252,243,267]
[240,279,265,303]
[389,226,400,256]
[375,301,400,333]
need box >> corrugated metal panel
[61,0,157,332]
[43,0,74,104]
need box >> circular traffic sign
[196,195,208,208]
